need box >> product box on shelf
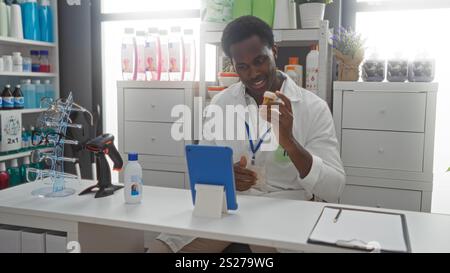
[0,111,22,153]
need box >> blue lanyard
[245,122,271,165]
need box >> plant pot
[299,3,325,29]
[337,61,360,81]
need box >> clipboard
[308,206,411,253]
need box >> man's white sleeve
[298,101,346,203]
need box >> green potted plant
[295,0,333,29]
[332,27,366,81]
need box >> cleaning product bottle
[5,0,11,37]
[2,84,14,110]
[21,79,36,109]
[124,153,143,204]
[33,79,45,108]
[145,27,160,81]
[21,127,30,151]
[182,29,196,81]
[21,0,41,41]
[10,2,23,39]
[44,79,54,100]
[121,28,136,81]
[13,84,24,109]
[168,26,183,81]
[39,0,53,42]
[0,0,8,37]
[0,162,10,190]
[8,159,22,187]
[20,156,31,183]
[306,45,319,93]
[158,29,170,81]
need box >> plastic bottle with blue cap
[124,153,143,204]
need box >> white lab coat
[157,73,346,252]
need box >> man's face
[230,35,278,95]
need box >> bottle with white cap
[124,153,143,204]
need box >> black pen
[333,209,342,223]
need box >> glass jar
[362,57,385,82]
[408,58,435,82]
[387,58,408,82]
[31,50,40,72]
[39,50,50,73]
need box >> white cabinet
[334,82,438,212]
[117,81,196,190]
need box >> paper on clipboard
[308,207,410,253]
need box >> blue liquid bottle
[21,0,41,41]
[39,0,53,42]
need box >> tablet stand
[193,184,228,219]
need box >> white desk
[1,179,450,253]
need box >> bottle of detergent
[124,153,143,204]
[21,79,36,109]
[21,0,41,41]
[39,0,53,42]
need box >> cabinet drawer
[124,88,185,122]
[341,130,424,172]
[342,91,426,132]
[142,170,185,189]
[124,122,185,157]
[341,184,422,211]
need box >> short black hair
[221,16,274,58]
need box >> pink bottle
[135,30,147,81]
[121,28,136,81]
[182,29,196,81]
[145,28,161,81]
[159,29,170,81]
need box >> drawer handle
[151,137,156,142]
[378,147,384,154]
[151,104,156,109]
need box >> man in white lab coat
[150,15,345,253]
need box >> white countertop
[1,179,450,252]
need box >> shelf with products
[0,108,46,115]
[0,0,60,99]
[0,36,56,48]
[0,72,57,77]
[0,147,54,163]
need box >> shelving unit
[0,0,60,98]
[0,72,58,77]
[0,0,59,168]
[0,147,53,163]
[0,36,56,48]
